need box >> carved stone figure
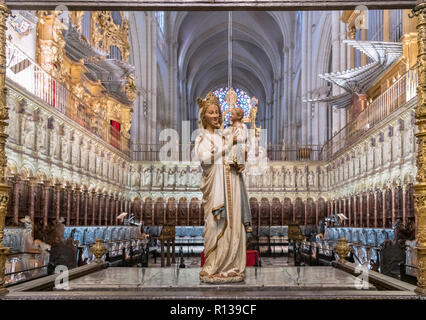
[155,167,164,187]
[36,117,48,154]
[131,172,140,188]
[49,129,60,159]
[285,169,292,187]
[166,167,176,187]
[273,168,282,187]
[181,167,189,187]
[89,152,96,172]
[263,167,271,188]
[297,169,305,188]
[308,170,314,187]
[23,112,35,150]
[62,133,70,163]
[143,167,152,186]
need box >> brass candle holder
[90,239,108,263]
[335,237,351,264]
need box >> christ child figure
[224,107,249,173]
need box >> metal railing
[322,68,417,159]
[131,142,325,162]
[5,41,130,156]
[266,144,325,161]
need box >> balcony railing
[5,41,130,156]
[322,68,417,159]
[131,142,324,162]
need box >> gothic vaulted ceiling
[172,11,293,112]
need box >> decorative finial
[225,87,237,107]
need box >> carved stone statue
[36,117,47,154]
[143,167,152,186]
[297,169,305,188]
[49,129,60,159]
[155,167,164,187]
[263,167,271,188]
[72,139,80,166]
[62,133,70,163]
[308,170,314,187]
[167,167,176,187]
[285,169,291,187]
[273,168,282,187]
[177,167,187,187]
[131,172,140,188]
[23,113,35,150]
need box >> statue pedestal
[201,250,259,267]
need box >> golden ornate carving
[90,11,130,62]
[90,238,108,263]
[69,11,85,33]
[123,74,137,102]
[335,237,351,263]
[225,87,237,107]
[36,11,67,80]
[0,1,9,295]
[411,2,426,295]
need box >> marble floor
[146,255,290,268]
[67,266,375,291]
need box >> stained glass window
[213,87,252,127]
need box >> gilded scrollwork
[0,2,9,294]
[412,1,426,295]
[123,75,137,102]
[91,11,130,62]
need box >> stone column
[115,198,120,224]
[412,2,426,295]
[110,196,115,225]
[28,177,36,223]
[382,190,387,229]
[0,0,10,295]
[91,190,97,225]
[315,200,319,225]
[43,181,51,228]
[366,192,370,228]
[98,193,103,226]
[304,200,307,226]
[66,185,72,225]
[402,184,407,224]
[359,194,363,227]
[343,198,347,227]
[327,200,330,217]
[348,196,352,227]
[391,186,396,226]
[187,202,190,226]
[54,183,62,221]
[84,189,89,226]
[374,191,378,228]
[75,186,81,226]
[12,176,20,226]
[352,194,358,228]
[104,194,110,226]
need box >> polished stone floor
[67,266,375,291]
[146,255,290,268]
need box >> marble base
[67,266,376,291]
[200,273,245,284]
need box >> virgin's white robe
[195,130,246,281]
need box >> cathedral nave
[0,0,425,303]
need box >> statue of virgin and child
[194,91,252,284]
